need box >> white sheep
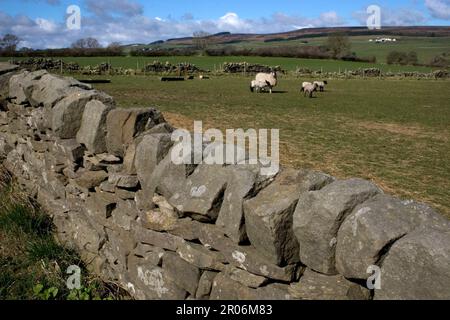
[255,71,278,94]
[303,83,318,98]
[313,80,328,92]
[250,80,270,93]
[301,82,313,92]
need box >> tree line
[0,35,124,57]
[1,32,448,68]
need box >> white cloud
[35,18,58,32]
[218,12,246,29]
[0,9,348,49]
[425,0,450,20]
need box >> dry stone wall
[1,65,450,300]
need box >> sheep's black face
[324,80,328,85]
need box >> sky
[0,0,449,48]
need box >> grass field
[230,36,450,65]
[77,74,450,218]
[0,55,439,73]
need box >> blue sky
[0,0,449,48]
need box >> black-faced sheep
[301,81,312,92]
[303,83,318,98]
[255,71,278,94]
[313,80,328,92]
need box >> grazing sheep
[301,81,313,92]
[255,71,278,94]
[313,80,328,92]
[250,80,270,93]
[303,83,318,98]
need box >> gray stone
[29,140,49,153]
[138,152,195,211]
[196,271,218,299]
[106,108,164,157]
[135,133,172,194]
[132,221,184,251]
[52,90,114,139]
[401,199,450,231]
[254,283,293,300]
[133,243,165,266]
[245,168,334,266]
[99,181,116,193]
[215,167,259,244]
[210,273,256,300]
[0,62,19,75]
[127,256,187,300]
[0,136,12,159]
[289,269,370,300]
[167,218,203,241]
[76,100,115,154]
[336,194,422,279]
[145,122,174,135]
[74,170,108,190]
[27,73,91,109]
[111,200,139,231]
[69,211,106,254]
[9,70,47,105]
[108,173,139,189]
[54,139,85,163]
[225,266,269,289]
[143,195,179,232]
[36,188,67,217]
[199,225,296,282]
[83,153,121,171]
[177,241,226,271]
[0,68,18,105]
[85,191,118,227]
[115,188,137,200]
[375,227,450,300]
[163,252,201,295]
[123,142,138,174]
[102,228,135,273]
[168,164,228,221]
[293,178,381,274]
[28,107,50,131]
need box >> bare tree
[326,32,351,59]
[0,34,20,54]
[193,31,211,51]
[71,37,101,49]
[107,42,122,49]
[107,42,123,55]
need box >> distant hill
[162,26,450,46]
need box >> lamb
[303,83,318,98]
[313,80,328,92]
[250,80,270,93]
[254,71,278,94]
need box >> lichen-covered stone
[293,178,381,274]
[244,168,333,266]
